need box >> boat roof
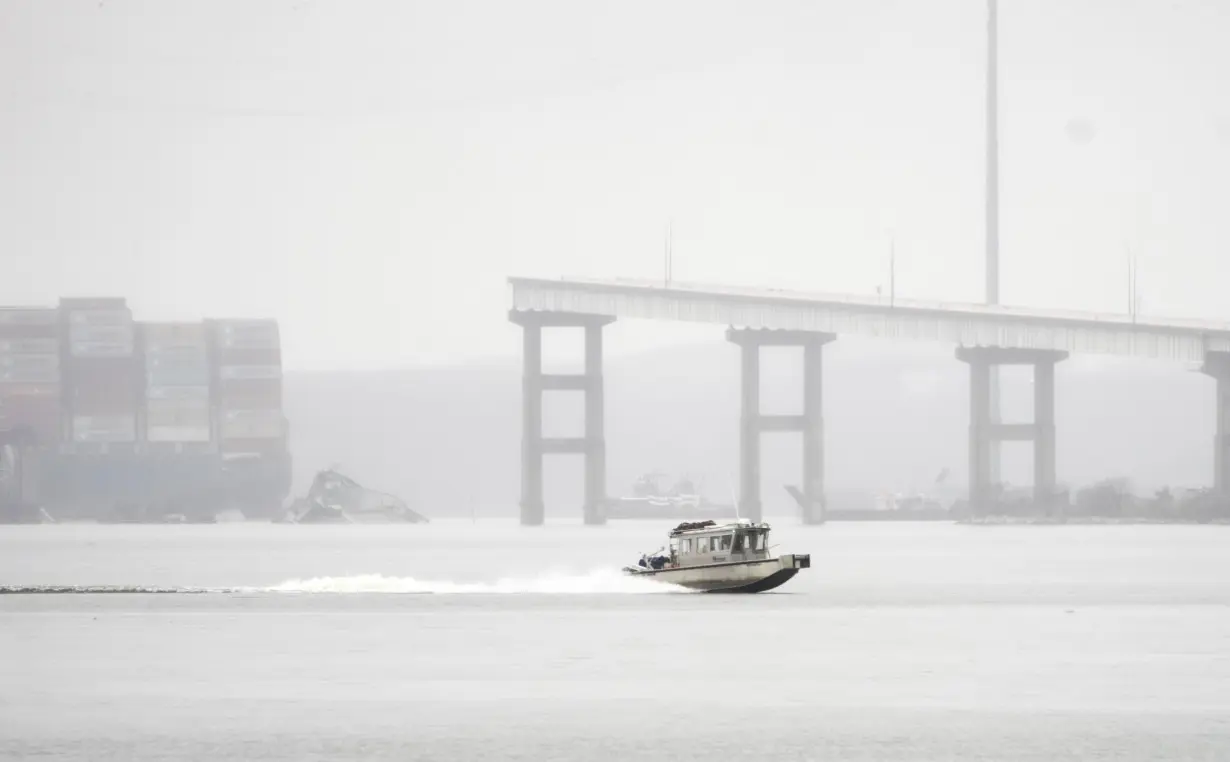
[668,518,769,536]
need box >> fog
[4,2,1228,517]
[284,335,1214,516]
[10,4,1230,760]
[3,0,1229,368]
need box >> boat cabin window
[676,532,737,555]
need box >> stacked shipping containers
[61,298,138,447]
[142,323,212,447]
[211,320,286,454]
[0,308,62,445]
[0,300,290,520]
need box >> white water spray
[263,568,692,595]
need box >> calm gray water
[3,521,1230,761]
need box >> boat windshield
[739,530,768,552]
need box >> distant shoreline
[959,516,1230,526]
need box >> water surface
[2,521,1229,760]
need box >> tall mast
[986,0,1000,306]
[986,0,1002,487]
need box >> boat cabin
[667,519,771,568]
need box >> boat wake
[264,569,690,595]
[0,585,219,594]
[2,570,691,596]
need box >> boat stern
[780,553,811,570]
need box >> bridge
[508,276,1230,525]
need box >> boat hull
[624,554,810,593]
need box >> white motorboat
[622,519,810,593]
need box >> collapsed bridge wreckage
[279,468,428,524]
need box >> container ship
[0,298,290,523]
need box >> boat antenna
[663,218,674,287]
[730,486,741,522]
[889,233,896,308]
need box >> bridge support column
[510,311,614,526]
[727,329,835,524]
[1200,352,1230,496]
[956,347,1067,515]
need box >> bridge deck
[509,276,1230,362]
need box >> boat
[785,485,952,521]
[606,472,738,520]
[622,518,810,593]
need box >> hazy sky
[2,0,1228,369]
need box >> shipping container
[0,389,62,445]
[146,351,210,387]
[219,408,285,439]
[0,354,61,384]
[2,299,286,520]
[142,322,207,351]
[0,309,58,338]
[0,338,59,354]
[216,380,281,408]
[220,437,288,456]
[147,349,207,363]
[66,357,139,412]
[144,395,212,444]
[146,397,210,422]
[69,323,134,342]
[215,346,282,366]
[65,355,139,379]
[146,385,211,401]
[68,309,131,328]
[147,366,209,387]
[0,367,60,384]
[69,342,134,358]
[69,325,135,357]
[71,415,136,443]
[212,320,280,352]
[145,426,212,443]
[0,354,59,371]
[0,399,61,425]
[59,297,127,311]
[0,324,59,340]
[218,364,281,381]
[0,383,60,398]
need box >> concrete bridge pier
[1200,352,1230,495]
[957,346,1068,515]
[726,328,836,524]
[509,310,614,526]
